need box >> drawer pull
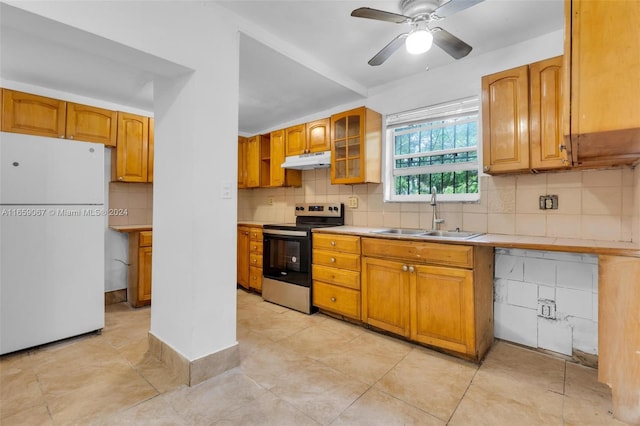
[331,297,336,302]
[331,241,336,246]
[330,257,336,263]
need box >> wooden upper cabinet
[2,89,66,138]
[285,124,306,156]
[530,56,569,170]
[564,0,640,166]
[270,129,301,187]
[330,107,382,185]
[246,135,262,188]
[285,119,331,156]
[482,57,569,174]
[66,102,117,146]
[238,136,248,189]
[306,118,331,153]
[147,118,154,182]
[481,65,530,174]
[113,112,149,183]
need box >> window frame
[383,96,481,203]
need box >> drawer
[249,266,262,292]
[313,281,360,319]
[249,228,263,241]
[139,231,152,247]
[362,238,473,269]
[313,249,361,271]
[250,241,263,255]
[312,264,360,290]
[313,234,360,254]
[249,253,262,268]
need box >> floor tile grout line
[445,363,481,425]
[29,350,56,426]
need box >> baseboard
[104,289,127,305]
[148,332,240,386]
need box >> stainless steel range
[262,203,344,314]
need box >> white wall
[10,1,240,362]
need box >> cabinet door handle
[330,297,336,302]
[409,266,415,273]
[330,241,336,246]
[118,176,124,181]
[483,165,490,172]
[402,264,408,272]
[559,144,567,152]
[330,257,336,263]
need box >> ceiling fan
[351,0,484,66]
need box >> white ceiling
[0,0,564,135]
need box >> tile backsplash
[238,166,637,242]
[108,182,153,226]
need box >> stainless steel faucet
[430,187,445,231]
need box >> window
[384,97,480,202]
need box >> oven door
[262,229,311,287]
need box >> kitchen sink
[372,228,483,239]
[372,228,428,236]
[422,230,483,239]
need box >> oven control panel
[294,203,343,217]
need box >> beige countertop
[109,224,153,233]
[237,221,269,227]
[312,225,640,258]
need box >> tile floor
[0,289,628,425]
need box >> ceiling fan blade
[351,7,410,24]
[431,27,472,59]
[433,0,485,18]
[368,33,408,66]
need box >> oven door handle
[263,229,308,237]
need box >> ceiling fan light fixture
[405,29,433,55]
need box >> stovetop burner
[263,203,345,230]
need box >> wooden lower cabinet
[361,257,410,337]
[237,226,250,290]
[410,265,474,354]
[361,238,494,361]
[312,233,361,320]
[237,225,263,292]
[248,228,263,292]
[128,231,152,307]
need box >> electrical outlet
[537,300,556,319]
[267,197,274,206]
[348,196,358,209]
[539,195,559,210]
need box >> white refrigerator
[0,132,105,355]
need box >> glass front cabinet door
[330,107,382,185]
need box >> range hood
[281,151,331,170]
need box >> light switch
[220,181,232,199]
